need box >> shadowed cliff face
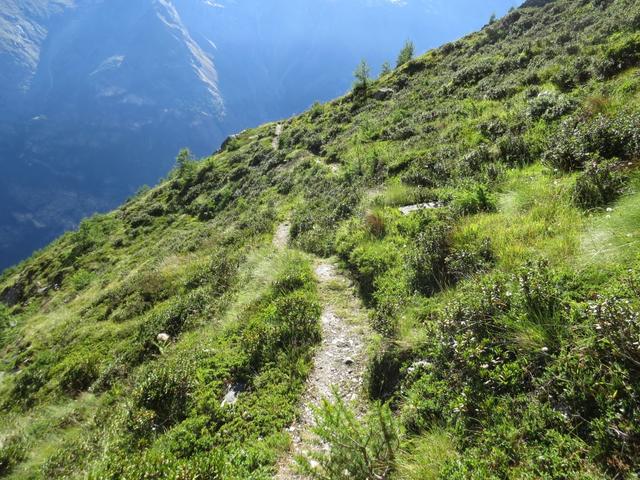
[0,0,227,269]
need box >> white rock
[399,202,440,215]
[157,333,170,342]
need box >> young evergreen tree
[396,40,415,67]
[176,148,195,177]
[353,59,370,94]
[381,61,392,76]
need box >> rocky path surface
[273,221,291,249]
[274,225,370,479]
[272,123,283,150]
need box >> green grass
[2,0,640,477]
[394,429,458,480]
[580,174,640,268]
[454,165,583,271]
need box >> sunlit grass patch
[370,181,431,208]
[454,165,583,271]
[394,429,458,480]
[580,174,640,268]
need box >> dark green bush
[41,437,93,479]
[242,256,320,369]
[136,290,208,356]
[446,236,495,283]
[346,241,400,301]
[401,156,452,188]
[527,90,576,120]
[597,32,640,78]
[370,266,411,336]
[270,257,314,295]
[0,435,27,476]
[131,360,195,432]
[572,156,626,209]
[541,293,640,473]
[271,290,322,350]
[450,185,497,215]
[462,145,492,172]
[496,134,531,167]
[367,342,414,401]
[290,176,361,256]
[452,61,494,88]
[407,222,451,295]
[9,352,56,408]
[59,351,101,394]
[441,399,601,479]
[544,113,640,171]
[183,251,240,293]
[0,304,13,349]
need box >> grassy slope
[2,0,640,478]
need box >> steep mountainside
[2,0,640,478]
[0,0,518,270]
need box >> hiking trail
[273,223,370,479]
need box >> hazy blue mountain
[0,0,519,270]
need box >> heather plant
[572,156,627,209]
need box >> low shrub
[8,351,57,408]
[271,255,315,295]
[370,266,411,336]
[401,156,452,188]
[300,394,400,480]
[0,304,13,349]
[450,185,496,215]
[544,112,640,171]
[58,350,101,394]
[407,222,451,296]
[572,156,626,209]
[290,176,361,256]
[527,91,577,120]
[367,342,414,401]
[347,241,401,301]
[136,290,209,356]
[271,290,322,351]
[440,399,602,479]
[597,32,640,78]
[0,435,27,476]
[68,269,97,291]
[130,360,195,433]
[462,145,492,172]
[496,134,531,167]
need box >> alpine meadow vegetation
[2,0,640,478]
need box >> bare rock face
[372,87,395,101]
[0,282,24,307]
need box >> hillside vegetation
[2,0,640,478]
